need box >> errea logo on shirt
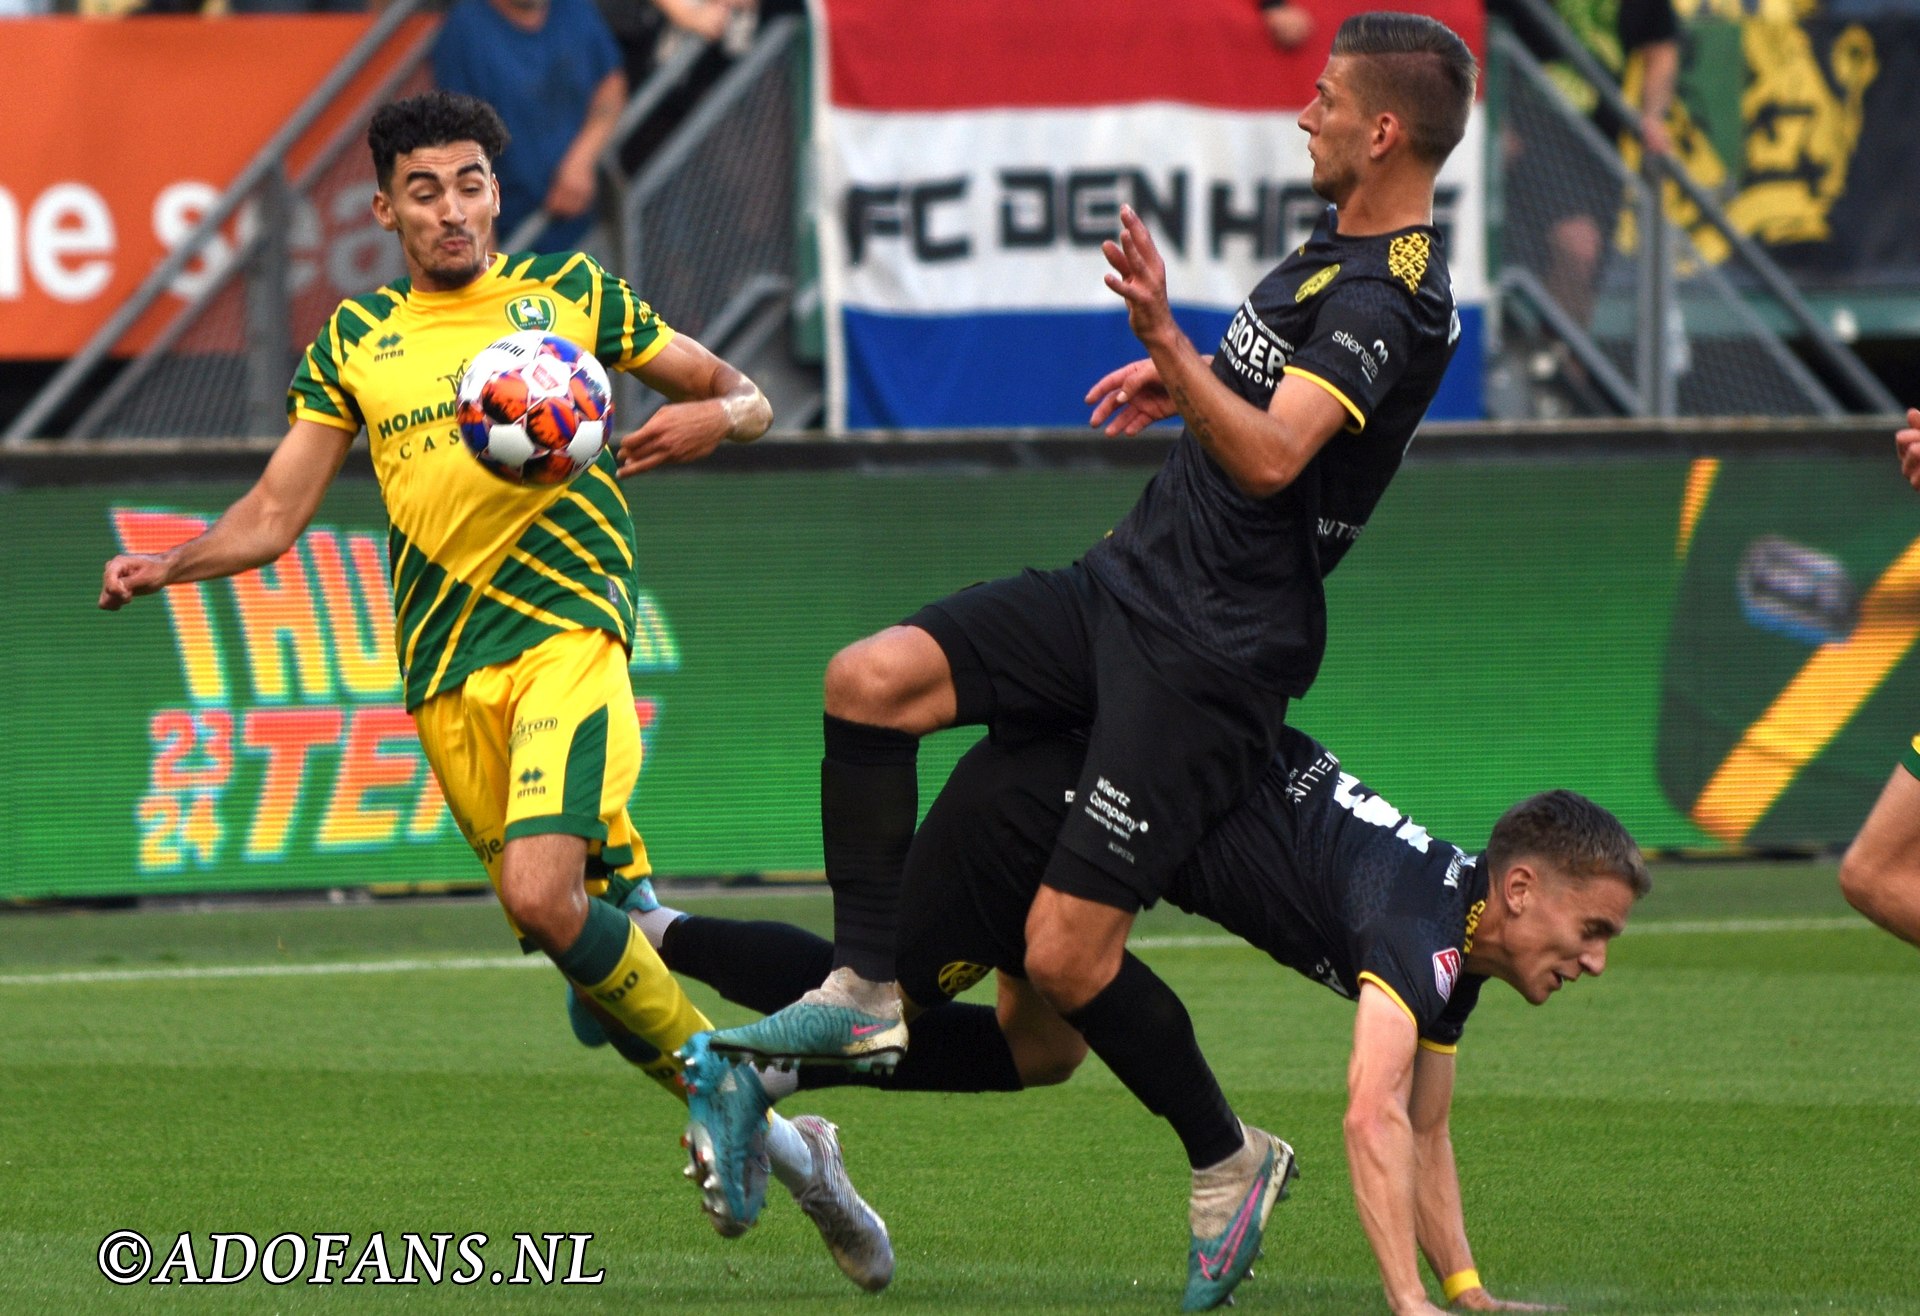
[1432,947,1461,1001]
[506,296,557,331]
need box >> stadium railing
[3,0,436,443]
[1487,0,1897,420]
[1,11,788,443]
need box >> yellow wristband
[1442,1268,1482,1303]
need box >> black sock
[659,915,834,1016]
[822,713,919,982]
[1063,953,1242,1168]
[797,1001,1024,1093]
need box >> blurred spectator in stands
[606,0,764,173]
[1258,0,1314,50]
[596,0,672,93]
[652,0,755,64]
[1539,0,1677,157]
[433,0,626,253]
[1492,0,1678,339]
[0,0,54,15]
[596,0,735,92]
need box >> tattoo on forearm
[1170,382,1215,444]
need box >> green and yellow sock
[553,899,711,1079]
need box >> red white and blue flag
[808,0,1487,429]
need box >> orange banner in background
[0,16,434,360]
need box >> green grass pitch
[1,862,1916,1313]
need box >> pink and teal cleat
[703,967,908,1074]
[1181,1130,1297,1311]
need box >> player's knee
[1013,1035,1087,1088]
[1022,938,1103,1014]
[992,972,1085,1087]
[1838,843,1885,918]
[824,630,947,729]
[824,643,887,719]
[497,872,577,952]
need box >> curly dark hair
[367,91,510,190]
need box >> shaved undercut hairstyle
[1331,12,1479,166]
[1485,790,1652,898]
[367,91,510,191]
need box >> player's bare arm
[1346,985,1448,1316]
[615,334,771,477]
[98,418,355,610]
[1102,204,1348,497]
[1408,1049,1563,1312]
[1895,407,1920,491]
[1408,1049,1476,1300]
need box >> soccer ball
[456,332,614,485]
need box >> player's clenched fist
[99,553,170,611]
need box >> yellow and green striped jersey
[288,250,674,709]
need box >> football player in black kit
[638,727,1645,1310]
[690,12,1481,1303]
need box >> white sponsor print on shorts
[1082,775,1150,863]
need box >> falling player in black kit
[638,727,1644,1310]
[692,13,1480,1300]
[897,731,1645,1314]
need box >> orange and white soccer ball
[456,331,613,485]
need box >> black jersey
[1083,206,1459,695]
[1168,725,1489,1048]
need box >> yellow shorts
[412,627,651,896]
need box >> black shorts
[895,732,1307,1008]
[896,734,1084,1006]
[906,562,1289,911]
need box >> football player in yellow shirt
[99,90,890,1290]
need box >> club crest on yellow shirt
[506,295,557,332]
